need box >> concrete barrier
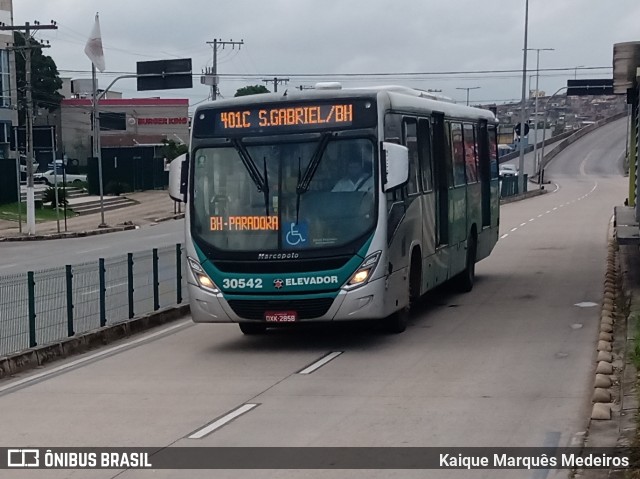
[499,111,627,166]
[540,111,627,170]
[0,304,190,379]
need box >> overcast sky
[12,0,640,110]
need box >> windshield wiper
[262,156,269,216]
[231,138,266,194]
[296,132,332,194]
[294,133,332,224]
[231,138,270,215]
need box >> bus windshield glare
[191,138,376,252]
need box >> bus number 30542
[222,278,263,289]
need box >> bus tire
[383,255,419,334]
[383,306,408,334]
[455,233,477,293]
[239,322,267,335]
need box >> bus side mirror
[169,153,188,203]
[382,142,409,192]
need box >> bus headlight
[187,257,220,294]
[344,251,381,290]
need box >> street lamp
[456,86,480,106]
[517,0,529,195]
[527,47,555,181]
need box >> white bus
[170,84,500,334]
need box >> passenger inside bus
[332,158,373,192]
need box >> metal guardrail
[0,244,188,357]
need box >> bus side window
[450,122,466,186]
[402,117,420,195]
[418,119,433,192]
[463,123,478,184]
[488,125,499,179]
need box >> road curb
[0,224,137,242]
[499,188,546,205]
[576,216,640,478]
[154,212,185,223]
[0,304,190,380]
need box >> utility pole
[517,0,529,195]
[2,21,58,235]
[203,39,243,100]
[526,47,554,181]
[456,86,480,106]
[263,77,289,93]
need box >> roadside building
[60,95,189,165]
[0,0,18,158]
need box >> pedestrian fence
[0,244,189,357]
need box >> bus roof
[194,85,496,122]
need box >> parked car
[34,169,87,186]
[47,159,65,170]
[498,144,514,157]
[499,164,519,177]
[19,155,39,173]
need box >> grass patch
[630,312,640,370]
[0,202,76,223]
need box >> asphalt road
[0,219,185,276]
[0,118,628,479]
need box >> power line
[203,39,244,100]
[262,77,289,93]
[56,65,613,78]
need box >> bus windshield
[191,137,376,252]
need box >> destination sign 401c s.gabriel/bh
[218,104,353,130]
[192,99,377,137]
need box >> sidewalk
[0,190,184,241]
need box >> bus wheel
[239,322,267,335]
[455,234,477,293]
[383,306,408,334]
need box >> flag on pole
[84,13,106,72]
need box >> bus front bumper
[187,277,387,324]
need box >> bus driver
[332,158,373,192]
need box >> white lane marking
[546,211,551,214]
[510,228,518,232]
[553,207,558,211]
[520,223,527,227]
[0,320,191,394]
[529,218,535,222]
[579,152,593,176]
[298,351,343,375]
[501,234,509,239]
[538,214,543,218]
[188,403,259,439]
[574,302,598,308]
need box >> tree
[42,186,67,208]
[235,85,270,97]
[160,139,188,161]
[14,31,64,124]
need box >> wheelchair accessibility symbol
[284,221,308,247]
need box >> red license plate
[264,311,297,322]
